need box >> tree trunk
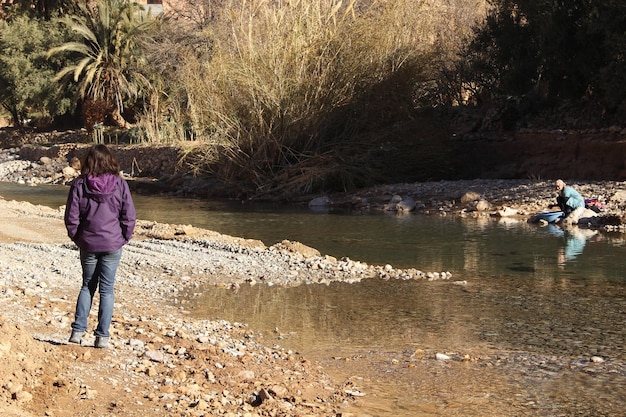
[7,105,20,128]
[110,107,132,129]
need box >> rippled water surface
[3,182,626,416]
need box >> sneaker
[94,336,109,349]
[68,331,84,344]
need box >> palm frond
[65,17,99,46]
[47,0,156,126]
[74,57,93,82]
[52,65,79,82]
[47,42,92,58]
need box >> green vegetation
[1,0,625,198]
[47,0,157,129]
[461,0,626,118]
[0,14,73,126]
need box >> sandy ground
[0,201,68,244]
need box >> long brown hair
[81,144,121,177]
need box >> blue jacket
[561,186,585,209]
[64,174,136,252]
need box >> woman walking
[64,144,136,348]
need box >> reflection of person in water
[557,227,598,268]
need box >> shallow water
[3,182,626,416]
[3,182,625,271]
[183,257,626,416]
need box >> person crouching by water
[64,144,136,348]
[552,179,585,223]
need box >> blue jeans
[71,248,122,337]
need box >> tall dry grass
[143,0,487,197]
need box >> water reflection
[541,223,602,268]
[188,272,626,360]
[559,227,600,267]
[186,280,482,353]
[185,266,626,416]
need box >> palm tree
[47,0,154,129]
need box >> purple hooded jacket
[64,173,136,253]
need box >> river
[2,182,626,416]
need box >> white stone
[62,166,77,177]
[142,349,165,362]
[475,199,491,211]
[308,196,330,207]
[397,196,416,212]
[497,206,518,217]
[237,370,255,380]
